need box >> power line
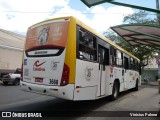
[0,10,157,15]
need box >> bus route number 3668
[49,79,58,85]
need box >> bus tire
[133,79,138,91]
[111,81,119,100]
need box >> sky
[0,0,158,36]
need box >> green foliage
[130,46,157,67]
[104,10,158,68]
[123,10,157,24]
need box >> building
[0,29,25,75]
[142,57,158,81]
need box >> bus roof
[28,16,140,61]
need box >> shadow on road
[0,88,138,119]
[0,82,20,87]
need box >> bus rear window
[25,19,69,57]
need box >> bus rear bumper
[20,81,74,100]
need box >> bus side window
[105,49,109,66]
[116,50,123,67]
[79,30,83,41]
[110,46,116,66]
[78,28,97,62]
[124,57,129,69]
[131,58,137,70]
[139,63,141,75]
[130,57,133,69]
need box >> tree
[104,10,158,68]
[123,10,157,24]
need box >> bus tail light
[60,63,70,86]
[21,64,23,81]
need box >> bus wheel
[111,82,119,100]
[133,80,138,91]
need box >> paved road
[0,82,57,110]
[0,82,159,120]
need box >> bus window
[139,63,142,75]
[135,60,139,71]
[133,60,135,70]
[105,49,109,66]
[78,28,97,62]
[116,50,123,67]
[110,46,116,66]
[99,46,109,70]
[130,57,134,69]
[124,57,129,69]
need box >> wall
[0,48,23,71]
[142,69,158,81]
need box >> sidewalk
[141,81,159,86]
[76,85,160,120]
[149,81,159,86]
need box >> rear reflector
[60,63,70,86]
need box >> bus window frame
[116,50,123,67]
[124,56,129,70]
[76,25,139,72]
[110,46,123,68]
[77,26,97,63]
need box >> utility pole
[156,0,160,79]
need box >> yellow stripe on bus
[64,17,77,84]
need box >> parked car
[2,68,21,85]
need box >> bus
[21,16,140,101]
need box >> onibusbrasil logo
[1,112,42,118]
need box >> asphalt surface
[0,81,159,120]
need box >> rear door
[97,46,108,96]
[124,56,129,89]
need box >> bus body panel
[73,59,98,100]
[105,66,114,96]
[23,49,66,86]
[22,18,70,86]
[21,17,76,100]
[75,59,99,87]
[21,82,74,100]
[126,70,139,89]
[74,86,97,100]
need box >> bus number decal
[51,61,60,70]
[49,79,58,85]
[85,66,93,81]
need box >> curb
[141,83,158,86]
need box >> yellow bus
[21,16,140,100]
